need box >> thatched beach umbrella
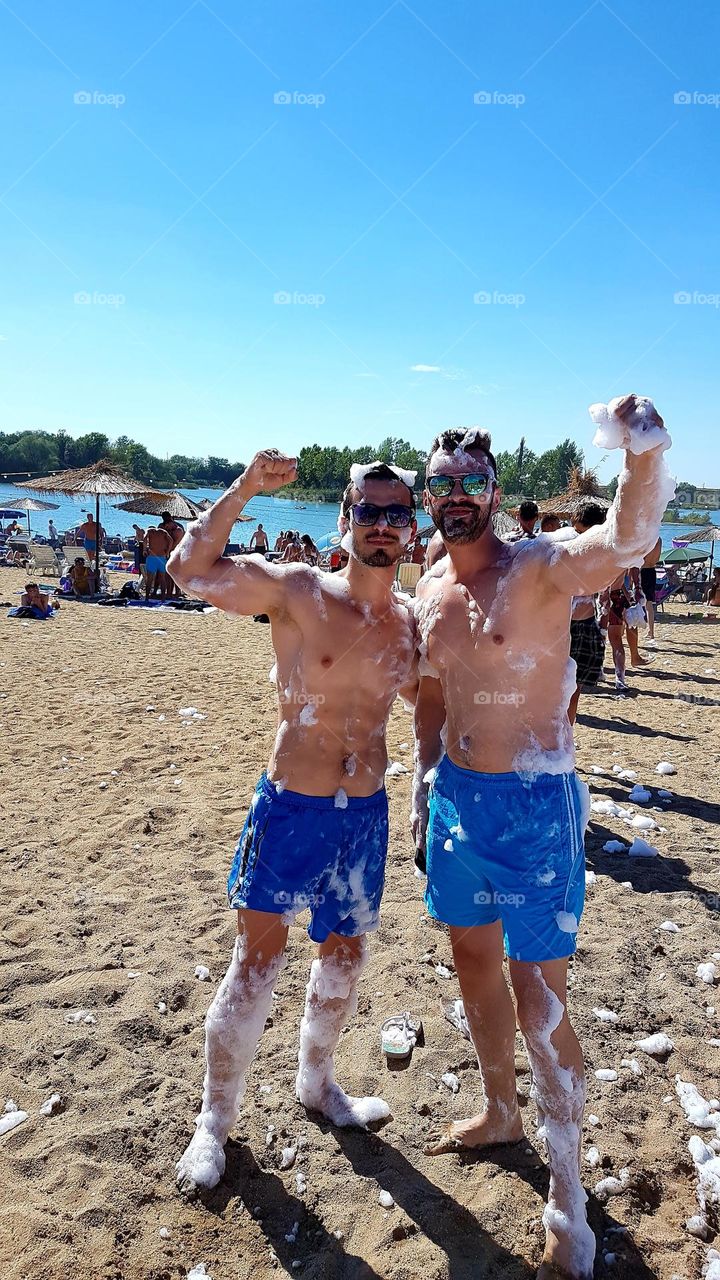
[531,467,612,521]
[0,494,59,536]
[115,490,206,521]
[21,460,151,589]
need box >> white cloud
[410,363,441,373]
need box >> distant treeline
[0,428,634,504]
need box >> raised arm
[167,449,297,613]
[548,395,674,598]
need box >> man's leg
[567,685,581,726]
[645,599,655,640]
[176,908,288,1193]
[626,625,649,667]
[296,932,390,1128]
[427,922,523,1150]
[607,624,626,688]
[145,570,153,602]
[510,958,594,1280]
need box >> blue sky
[1,0,718,483]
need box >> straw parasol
[529,467,613,521]
[115,490,206,521]
[21,460,151,589]
[0,494,59,536]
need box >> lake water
[2,482,718,557]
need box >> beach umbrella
[660,546,710,565]
[20,460,151,590]
[115,490,206,521]
[0,494,60,536]
[672,522,720,575]
[529,467,613,522]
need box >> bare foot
[425,1108,523,1155]
[297,1078,390,1128]
[538,1206,595,1280]
[176,1125,226,1194]
[628,655,650,667]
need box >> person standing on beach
[144,525,173,601]
[249,522,269,554]
[412,397,673,1280]
[77,513,103,557]
[47,519,58,548]
[567,503,607,723]
[168,448,417,1194]
[160,512,185,598]
[640,536,662,642]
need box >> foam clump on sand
[656,761,676,775]
[594,1168,630,1200]
[635,1033,674,1056]
[194,965,211,981]
[595,1069,618,1082]
[39,1093,62,1117]
[187,1266,213,1280]
[65,1009,96,1025]
[588,396,671,455]
[675,1077,720,1134]
[0,1103,28,1137]
[659,920,680,933]
[378,1189,395,1208]
[441,1072,460,1093]
[593,1008,619,1023]
[698,963,718,986]
[603,840,627,854]
[628,838,658,858]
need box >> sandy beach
[1,568,718,1280]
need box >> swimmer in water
[169,449,418,1194]
[412,396,672,1280]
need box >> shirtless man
[412,397,672,1280]
[168,449,417,1193]
[249,522,269,554]
[599,566,648,692]
[160,512,185,597]
[144,525,173,601]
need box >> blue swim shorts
[425,756,588,962]
[146,554,167,573]
[227,774,389,943]
[84,538,96,553]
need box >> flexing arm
[549,396,674,598]
[411,674,446,856]
[167,449,297,613]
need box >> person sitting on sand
[144,525,173,602]
[168,448,418,1194]
[69,557,93,598]
[7,582,56,619]
[412,396,672,1280]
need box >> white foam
[441,1072,460,1093]
[593,1008,619,1023]
[0,1110,28,1137]
[675,1077,720,1135]
[628,837,658,857]
[378,1189,395,1207]
[603,840,627,854]
[656,761,676,775]
[194,965,211,981]
[349,461,417,490]
[698,963,718,986]
[588,395,672,456]
[334,788,348,809]
[635,1033,674,1056]
[659,920,680,933]
[595,1069,618,1082]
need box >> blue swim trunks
[146,553,167,573]
[84,537,96,553]
[227,773,389,943]
[426,756,588,962]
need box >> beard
[355,544,398,567]
[434,501,493,544]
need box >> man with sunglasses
[412,400,672,1280]
[168,449,417,1193]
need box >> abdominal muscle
[268,704,390,797]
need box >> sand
[1,567,719,1280]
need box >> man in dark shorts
[169,449,418,1194]
[249,522,269,554]
[568,503,607,723]
[640,536,662,642]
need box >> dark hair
[427,428,497,478]
[519,500,538,521]
[341,462,417,515]
[160,511,171,521]
[576,503,606,529]
[540,513,560,530]
[25,582,38,590]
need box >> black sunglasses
[350,502,414,528]
[426,474,492,498]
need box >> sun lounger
[27,545,63,577]
[395,562,423,595]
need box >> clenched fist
[239,449,297,496]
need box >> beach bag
[119,580,141,599]
[625,601,646,628]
